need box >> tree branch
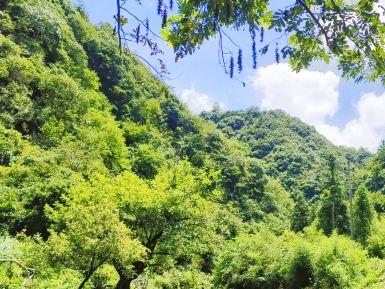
[116,0,122,53]
[0,258,35,273]
[297,0,330,46]
[120,6,165,41]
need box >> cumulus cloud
[252,63,340,126]
[179,88,224,114]
[331,93,385,151]
[375,0,385,22]
[251,63,385,152]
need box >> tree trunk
[332,202,336,233]
[114,260,146,289]
[348,159,354,239]
[78,272,93,289]
[115,275,134,289]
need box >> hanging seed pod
[260,27,264,42]
[162,7,168,28]
[237,49,243,73]
[135,24,140,43]
[250,28,256,41]
[145,18,149,38]
[230,56,234,78]
[169,0,173,10]
[252,40,257,69]
[157,0,163,15]
[275,42,280,63]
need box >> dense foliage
[0,1,385,288]
[202,108,370,197]
[161,0,385,83]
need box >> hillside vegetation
[202,108,370,197]
[0,1,385,289]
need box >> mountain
[0,1,384,288]
[202,108,370,198]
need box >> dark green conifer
[291,191,310,232]
[353,184,374,243]
[317,155,349,235]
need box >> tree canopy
[1,0,385,288]
[116,0,385,83]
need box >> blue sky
[72,0,385,152]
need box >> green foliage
[214,229,385,289]
[317,155,349,235]
[0,125,23,166]
[163,0,385,84]
[353,185,374,243]
[147,269,213,289]
[130,143,165,179]
[46,176,145,288]
[291,191,310,232]
[0,0,384,288]
[367,216,385,258]
[367,143,385,193]
[202,108,367,197]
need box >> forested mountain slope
[202,108,370,197]
[0,1,385,289]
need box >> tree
[111,162,219,289]
[291,191,310,232]
[317,155,348,235]
[367,142,385,193]
[353,184,374,243]
[213,230,379,289]
[117,0,385,84]
[0,235,35,287]
[46,176,145,289]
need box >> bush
[213,229,384,289]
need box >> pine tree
[317,155,349,235]
[353,184,374,243]
[291,191,310,232]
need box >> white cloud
[375,0,385,22]
[251,63,385,152]
[252,63,340,126]
[179,88,224,114]
[331,93,385,151]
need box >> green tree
[162,0,385,82]
[291,191,310,232]
[213,230,381,289]
[108,163,219,289]
[353,184,374,243]
[46,176,145,289]
[367,142,385,193]
[317,155,348,235]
